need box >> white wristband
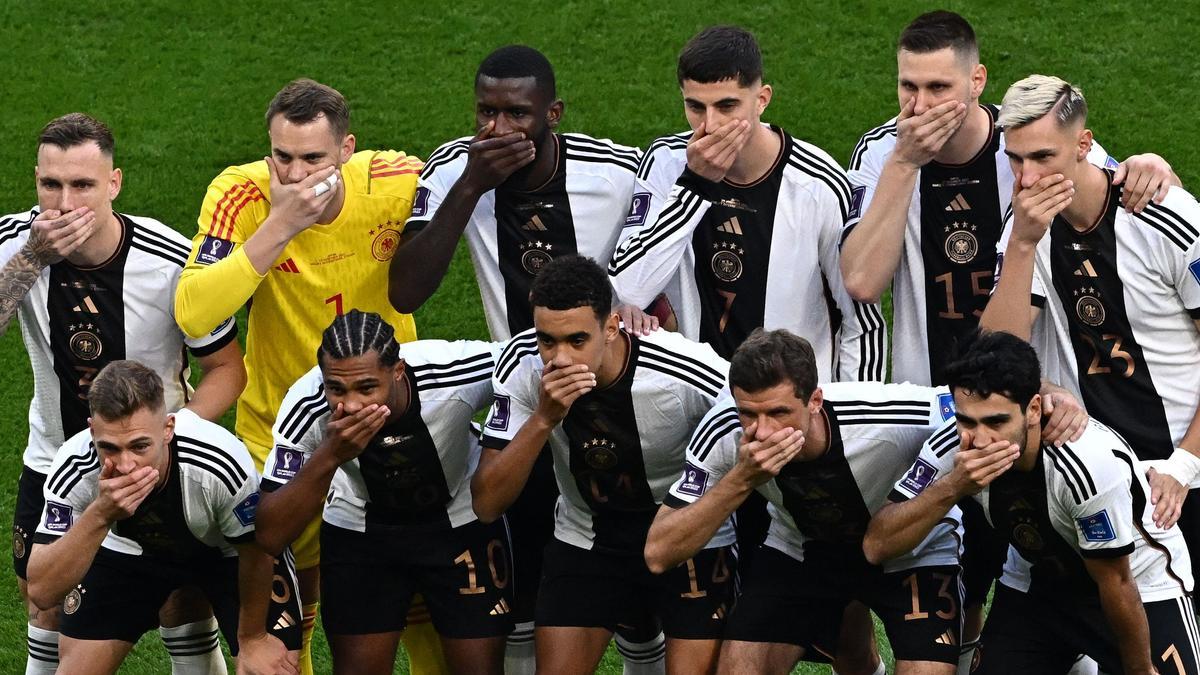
[1158,448,1200,488]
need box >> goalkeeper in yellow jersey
[175,78,447,675]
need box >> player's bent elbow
[643,542,674,575]
[25,575,61,613]
[471,495,503,525]
[253,528,287,559]
[842,271,883,305]
[861,529,893,567]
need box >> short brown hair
[265,78,350,138]
[729,329,819,401]
[898,10,979,63]
[88,361,165,421]
[38,113,115,156]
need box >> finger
[1067,413,1087,442]
[100,458,115,480]
[34,208,64,222]
[298,165,337,189]
[1110,161,1127,186]
[265,156,278,184]
[690,120,707,141]
[493,148,537,173]
[474,133,530,153]
[742,422,758,443]
[332,402,346,421]
[474,120,496,140]
[1127,174,1158,214]
[57,222,96,256]
[897,95,917,120]
[43,207,92,228]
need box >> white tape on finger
[312,173,339,197]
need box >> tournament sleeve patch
[233,492,259,527]
[485,394,511,431]
[938,392,956,421]
[44,502,73,532]
[1105,155,1120,170]
[1188,258,1200,287]
[410,186,431,218]
[899,458,938,496]
[1078,510,1117,542]
[195,235,235,266]
[624,192,651,227]
[676,462,709,497]
[848,184,866,220]
[271,446,305,481]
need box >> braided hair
[316,309,402,368]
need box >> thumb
[1042,393,1055,414]
[264,156,279,185]
[100,457,114,479]
[692,120,707,140]
[899,95,916,119]
[475,120,495,140]
[1111,160,1126,185]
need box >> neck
[595,330,629,389]
[799,406,830,461]
[65,210,122,267]
[933,103,990,165]
[1014,427,1042,472]
[388,373,412,425]
[725,123,781,184]
[316,181,347,225]
[154,440,172,489]
[1060,163,1110,231]
[516,133,560,191]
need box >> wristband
[1156,447,1200,487]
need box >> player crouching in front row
[26,360,300,675]
[866,331,1199,674]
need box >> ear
[807,386,823,414]
[341,133,356,165]
[1026,393,1043,428]
[757,83,773,117]
[1077,128,1093,162]
[109,167,123,202]
[163,412,176,445]
[547,99,564,130]
[603,311,620,342]
[970,63,987,101]
[392,358,406,381]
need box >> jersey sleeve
[401,139,468,236]
[1054,445,1136,558]
[843,124,894,242]
[262,369,330,492]
[664,400,741,508]
[889,418,960,503]
[175,168,272,338]
[1140,190,1200,315]
[609,152,712,309]
[995,208,1048,308]
[480,336,540,450]
[32,436,100,544]
[212,447,262,546]
[0,209,36,269]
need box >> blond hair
[996,74,1087,130]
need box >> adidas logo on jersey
[72,296,100,314]
[489,599,511,616]
[711,605,726,620]
[522,215,548,232]
[274,258,300,274]
[1074,259,1099,277]
[716,217,743,235]
[944,193,971,211]
[274,611,296,630]
[935,629,957,646]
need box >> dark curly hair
[528,255,612,321]
[943,330,1040,411]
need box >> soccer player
[173,79,436,673]
[646,329,964,675]
[473,256,736,675]
[608,25,885,379]
[254,310,512,674]
[867,331,1198,674]
[390,46,663,672]
[25,360,301,675]
[0,113,245,674]
[841,13,1176,659]
[981,74,1200,555]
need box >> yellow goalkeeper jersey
[176,149,421,463]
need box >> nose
[114,452,139,475]
[912,90,932,116]
[549,350,573,369]
[704,108,724,132]
[493,114,516,138]
[1019,164,1041,189]
[59,188,81,213]
[285,162,308,184]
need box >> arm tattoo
[0,245,50,336]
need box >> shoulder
[45,429,101,498]
[824,381,938,427]
[403,339,497,392]
[125,214,191,268]
[636,131,690,181]
[419,136,473,181]
[173,410,255,496]
[686,398,741,463]
[351,149,423,187]
[207,161,269,194]
[561,133,641,175]
[494,329,542,386]
[1127,186,1200,253]
[784,135,852,203]
[276,367,330,443]
[637,331,728,398]
[1044,421,1132,505]
[0,207,39,248]
[849,117,899,171]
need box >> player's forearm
[608,184,710,308]
[235,543,276,641]
[1093,566,1155,674]
[255,451,339,556]
[0,245,50,337]
[472,419,555,523]
[186,343,246,422]
[26,509,109,610]
[979,240,1038,340]
[863,480,960,565]
[388,180,483,313]
[175,250,263,338]
[840,159,919,302]
[645,477,752,574]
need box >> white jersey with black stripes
[263,339,500,532]
[0,208,237,473]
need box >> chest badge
[583,438,619,470]
[520,241,554,275]
[943,222,979,264]
[1073,287,1106,327]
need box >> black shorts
[535,538,736,640]
[58,548,301,654]
[723,544,961,665]
[13,467,46,581]
[975,584,1200,674]
[320,519,514,639]
[959,497,1005,607]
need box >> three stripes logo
[1073,259,1099,277]
[522,215,548,232]
[274,611,296,631]
[716,217,743,235]
[935,628,958,646]
[274,258,300,274]
[944,193,971,212]
[72,296,100,314]
[489,599,511,616]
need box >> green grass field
[2,1,1198,671]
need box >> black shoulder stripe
[415,371,492,392]
[176,436,249,482]
[496,334,538,382]
[639,341,726,389]
[0,210,37,237]
[930,424,960,458]
[176,439,248,495]
[133,224,191,259]
[130,240,187,268]
[1134,202,1200,252]
[1057,443,1098,496]
[563,135,642,166]
[691,409,741,463]
[1045,445,1092,505]
[48,448,101,496]
[278,387,327,441]
[565,151,639,174]
[849,123,896,171]
[787,147,852,220]
[176,456,238,496]
[420,142,470,179]
[638,358,723,398]
[637,133,689,181]
[0,213,35,248]
[608,189,705,273]
[409,350,494,378]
